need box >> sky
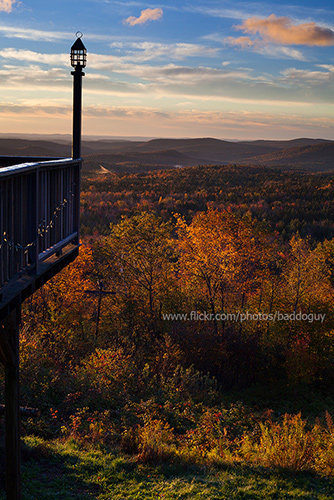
[0,0,334,140]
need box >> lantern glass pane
[71,49,87,68]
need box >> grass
[1,436,334,499]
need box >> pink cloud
[234,14,334,46]
[124,8,163,26]
[0,0,16,13]
[225,36,255,48]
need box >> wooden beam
[0,324,16,367]
[3,306,21,500]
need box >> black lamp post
[71,32,87,159]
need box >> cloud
[109,41,218,62]
[0,24,118,43]
[124,8,163,26]
[0,103,70,116]
[95,60,263,88]
[84,105,168,119]
[0,64,69,90]
[1,47,333,107]
[1,101,332,140]
[281,67,334,84]
[0,0,16,13]
[256,45,306,61]
[0,24,73,41]
[225,36,254,49]
[184,5,258,21]
[0,48,68,65]
[234,14,334,46]
[0,101,325,128]
[83,106,334,139]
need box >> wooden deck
[0,155,82,500]
[0,156,81,318]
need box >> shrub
[61,407,118,445]
[137,417,176,463]
[74,348,139,410]
[161,365,219,406]
[247,413,318,471]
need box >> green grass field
[1,436,333,500]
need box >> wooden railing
[0,157,81,290]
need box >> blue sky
[0,0,333,139]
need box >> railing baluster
[66,167,69,237]
[60,167,64,241]
[8,179,13,281]
[19,178,23,272]
[35,169,40,274]
[40,170,45,253]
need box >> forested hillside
[2,161,334,498]
[81,164,334,241]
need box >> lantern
[71,32,87,70]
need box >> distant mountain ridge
[241,138,330,149]
[242,142,334,171]
[0,136,333,172]
[0,138,72,157]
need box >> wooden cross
[84,280,116,341]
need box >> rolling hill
[242,142,334,171]
[0,136,333,172]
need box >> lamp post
[71,32,87,159]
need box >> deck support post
[2,306,21,500]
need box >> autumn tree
[175,209,238,335]
[93,212,175,338]
[175,209,273,334]
[282,235,330,313]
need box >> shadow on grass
[0,438,101,500]
[2,437,334,499]
[116,461,334,500]
[158,458,329,482]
